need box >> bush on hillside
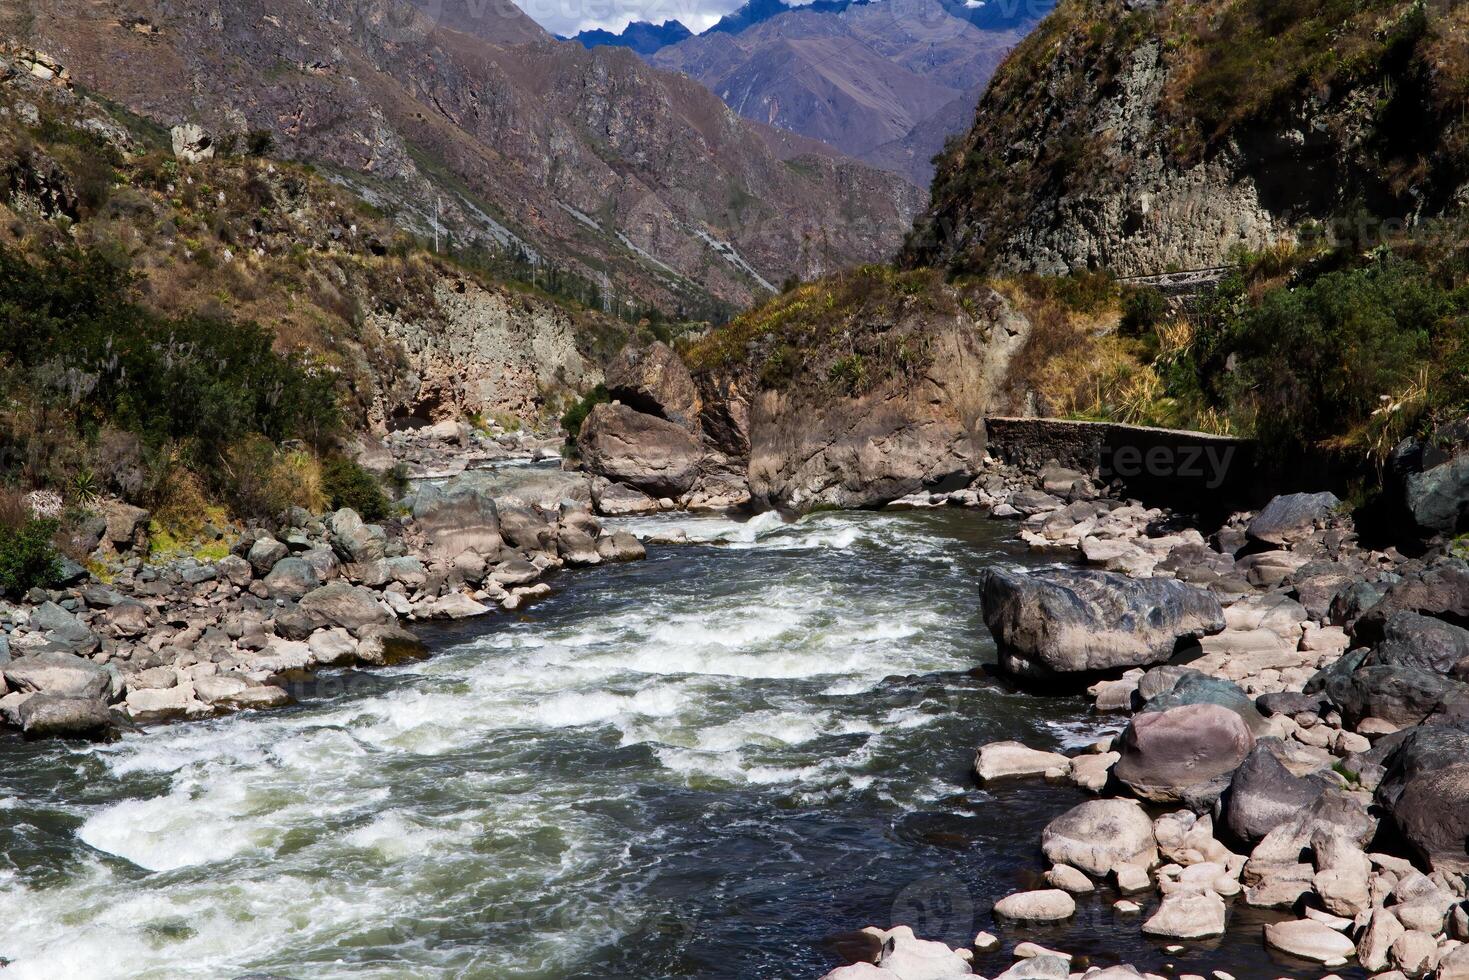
[0,518,61,596]
[1120,286,1167,336]
[1184,253,1469,450]
[321,456,392,521]
[0,244,342,501]
[560,384,609,440]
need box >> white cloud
[511,0,747,35]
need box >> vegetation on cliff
[683,265,1000,395]
[0,70,638,562]
[907,0,1469,274]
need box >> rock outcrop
[907,0,1469,277]
[979,567,1225,678]
[577,403,705,499]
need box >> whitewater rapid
[0,510,1125,979]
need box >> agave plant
[70,468,102,509]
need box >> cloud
[511,0,747,35]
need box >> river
[0,509,1331,978]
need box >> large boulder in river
[979,568,1225,679]
[577,402,703,498]
[1376,724,1469,873]
[412,480,502,560]
[605,341,699,428]
[1360,611,1469,676]
[1222,739,1330,843]
[16,694,113,738]
[1246,492,1341,547]
[1041,798,1157,877]
[1114,702,1255,806]
[3,651,112,700]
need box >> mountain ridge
[648,0,1039,184]
[2,0,922,314]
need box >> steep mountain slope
[407,0,550,45]
[648,0,1036,182]
[2,0,923,315]
[0,57,630,443]
[906,0,1469,276]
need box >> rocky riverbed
[0,455,645,740]
[822,461,1469,979]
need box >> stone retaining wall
[984,417,1267,512]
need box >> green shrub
[0,244,342,470]
[0,519,61,596]
[560,384,609,440]
[321,456,391,521]
[1184,254,1466,449]
[1120,287,1167,336]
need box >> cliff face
[2,0,923,313]
[681,268,1034,512]
[907,0,1469,276]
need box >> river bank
[0,448,645,740]
[821,463,1469,978]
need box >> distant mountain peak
[570,19,693,55]
[707,0,871,36]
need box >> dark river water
[0,510,1350,978]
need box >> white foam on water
[0,508,1064,978]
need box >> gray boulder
[298,583,392,632]
[262,557,322,600]
[1247,492,1341,547]
[28,601,99,655]
[1324,663,1469,727]
[1040,798,1158,876]
[329,509,387,563]
[1222,739,1330,843]
[596,532,646,563]
[4,651,112,700]
[1289,560,1363,621]
[17,694,113,738]
[412,481,502,560]
[577,402,703,499]
[354,624,428,666]
[498,503,555,552]
[217,554,253,587]
[1353,559,1469,641]
[1361,611,1469,676]
[1376,724,1469,873]
[979,568,1225,678]
[247,537,289,576]
[1401,421,1469,536]
[100,600,151,638]
[556,528,601,566]
[1139,670,1268,735]
[1114,702,1255,806]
